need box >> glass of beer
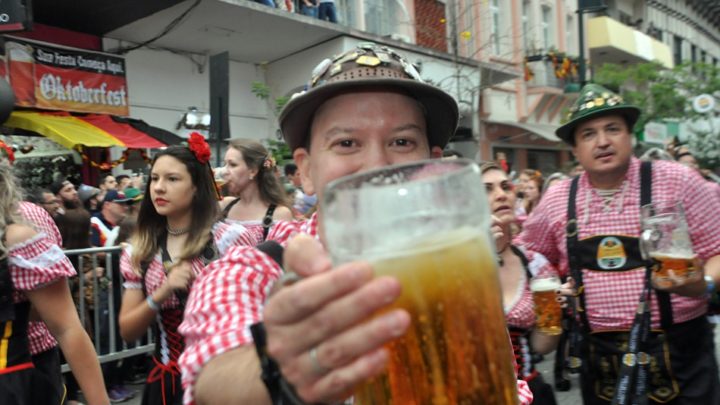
[322,159,518,405]
[529,276,562,335]
[640,201,698,288]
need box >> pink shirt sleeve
[120,245,142,289]
[9,234,76,291]
[178,246,283,404]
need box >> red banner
[5,38,129,116]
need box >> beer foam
[649,252,695,260]
[529,277,561,292]
[369,227,488,263]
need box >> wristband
[705,275,716,295]
[146,295,160,312]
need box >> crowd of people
[0,43,719,405]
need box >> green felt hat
[556,83,641,145]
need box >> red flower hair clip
[187,132,211,164]
[0,140,15,164]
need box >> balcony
[588,16,673,69]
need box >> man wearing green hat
[178,44,534,405]
[519,83,720,404]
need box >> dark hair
[227,139,291,209]
[29,188,52,205]
[284,163,298,177]
[116,174,130,184]
[56,208,91,249]
[131,146,220,271]
[50,178,70,195]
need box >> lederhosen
[507,245,558,405]
[222,198,277,242]
[566,162,720,405]
[140,234,219,405]
[0,256,36,405]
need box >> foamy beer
[529,276,562,335]
[641,201,696,288]
[649,253,699,289]
[323,160,518,405]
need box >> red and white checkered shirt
[18,201,64,355]
[18,201,62,246]
[179,213,533,405]
[505,247,558,330]
[7,233,76,355]
[120,222,253,308]
[519,157,720,331]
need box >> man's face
[572,114,633,181]
[106,200,129,223]
[40,192,61,217]
[678,154,699,171]
[290,171,303,187]
[101,176,117,191]
[118,177,131,190]
[294,90,443,205]
[58,183,80,207]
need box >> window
[673,35,683,65]
[691,44,697,64]
[566,15,574,54]
[491,0,501,55]
[365,0,399,37]
[701,50,707,64]
[527,149,560,175]
[522,1,531,50]
[541,6,552,50]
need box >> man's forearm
[194,345,272,405]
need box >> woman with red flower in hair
[118,135,251,405]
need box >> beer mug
[530,276,562,335]
[323,159,518,405]
[640,201,698,288]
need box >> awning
[486,120,562,142]
[4,111,182,149]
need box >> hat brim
[279,78,459,151]
[108,198,133,204]
[556,105,641,145]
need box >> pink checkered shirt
[7,233,76,354]
[179,213,533,405]
[18,201,64,355]
[505,247,558,330]
[519,157,720,331]
[120,222,252,308]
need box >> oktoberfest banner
[5,38,129,116]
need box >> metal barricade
[60,246,155,372]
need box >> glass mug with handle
[322,159,518,405]
[640,201,699,288]
[529,275,563,335]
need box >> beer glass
[323,159,518,405]
[640,201,698,288]
[529,276,562,335]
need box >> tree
[593,61,720,169]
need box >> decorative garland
[76,147,151,171]
[524,52,580,81]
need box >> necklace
[497,242,510,267]
[166,226,190,236]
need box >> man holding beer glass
[178,44,533,405]
[519,83,720,404]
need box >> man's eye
[338,140,355,147]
